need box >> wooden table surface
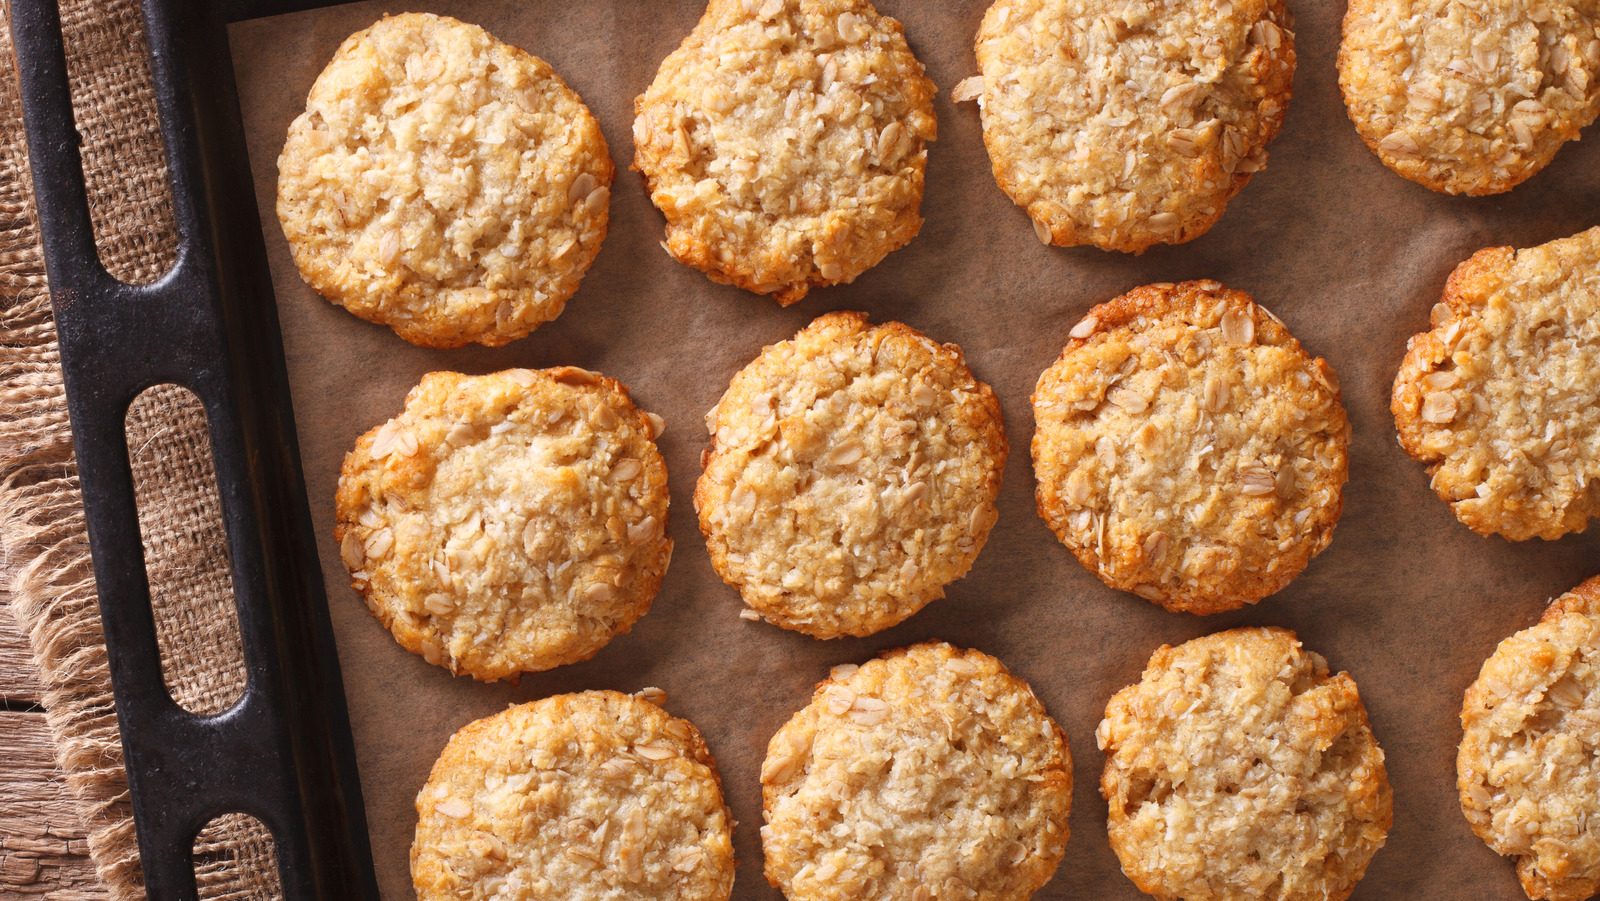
[0,588,108,899]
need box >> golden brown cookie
[1459,575,1600,901]
[1339,0,1600,195]
[278,13,613,347]
[1393,226,1600,541]
[335,369,671,682]
[632,0,936,304]
[1099,627,1393,901]
[761,642,1072,901]
[696,312,1006,638]
[1032,281,1349,614]
[1547,573,1600,620]
[956,0,1295,252]
[413,692,735,901]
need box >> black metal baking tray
[18,1,1600,899]
[10,0,379,898]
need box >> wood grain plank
[0,710,108,899]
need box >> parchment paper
[229,3,1600,898]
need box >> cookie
[1392,226,1600,541]
[633,0,936,304]
[696,312,1006,638]
[1459,575,1600,901]
[1099,627,1392,901]
[955,0,1294,252]
[1547,573,1600,619]
[1339,0,1600,195]
[278,13,613,348]
[1032,281,1348,614]
[335,368,671,682]
[761,642,1072,901]
[413,691,735,901]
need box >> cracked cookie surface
[1339,0,1600,195]
[335,369,671,681]
[1032,281,1348,614]
[413,692,735,901]
[278,13,612,347]
[1099,628,1392,901]
[1459,575,1600,901]
[761,642,1072,901]
[1393,226,1600,541]
[633,0,935,304]
[958,0,1294,252]
[696,312,1005,638]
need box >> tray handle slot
[127,383,250,717]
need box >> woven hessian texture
[0,2,285,899]
[126,384,250,717]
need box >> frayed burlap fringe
[0,12,146,895]
[0,2,281,899]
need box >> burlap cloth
[0,2,284,898]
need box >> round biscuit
[1392,226,1600,541]
[1338,0,1600,195]
[761,642,1072,901]
[334,368,671,681]
[1032,281,1349,614]
[962,0,1295,252]
[1546,573,1600,620]
[1099,627,1393,901]
[632,0,936,304]
[695,312,1006,638]
[1459,575,1600,901]
[412,691,735,901]
[277,13,613,348]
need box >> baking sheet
[229,2,1600,898]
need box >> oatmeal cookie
[1099,628,1392,901]
[632,0,936,304]
[1459,575,1600,901]
[1547,573,1600,618]
[696,312,1005,638]
[1032,281,1348,614]
[278,13,613,348]
[335,369,671,682]
[413,691,735,901]
[1339,0,1600,195]
[955,0,1295,252]
[1392,226,1600,541]
[761,642,1072,901]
